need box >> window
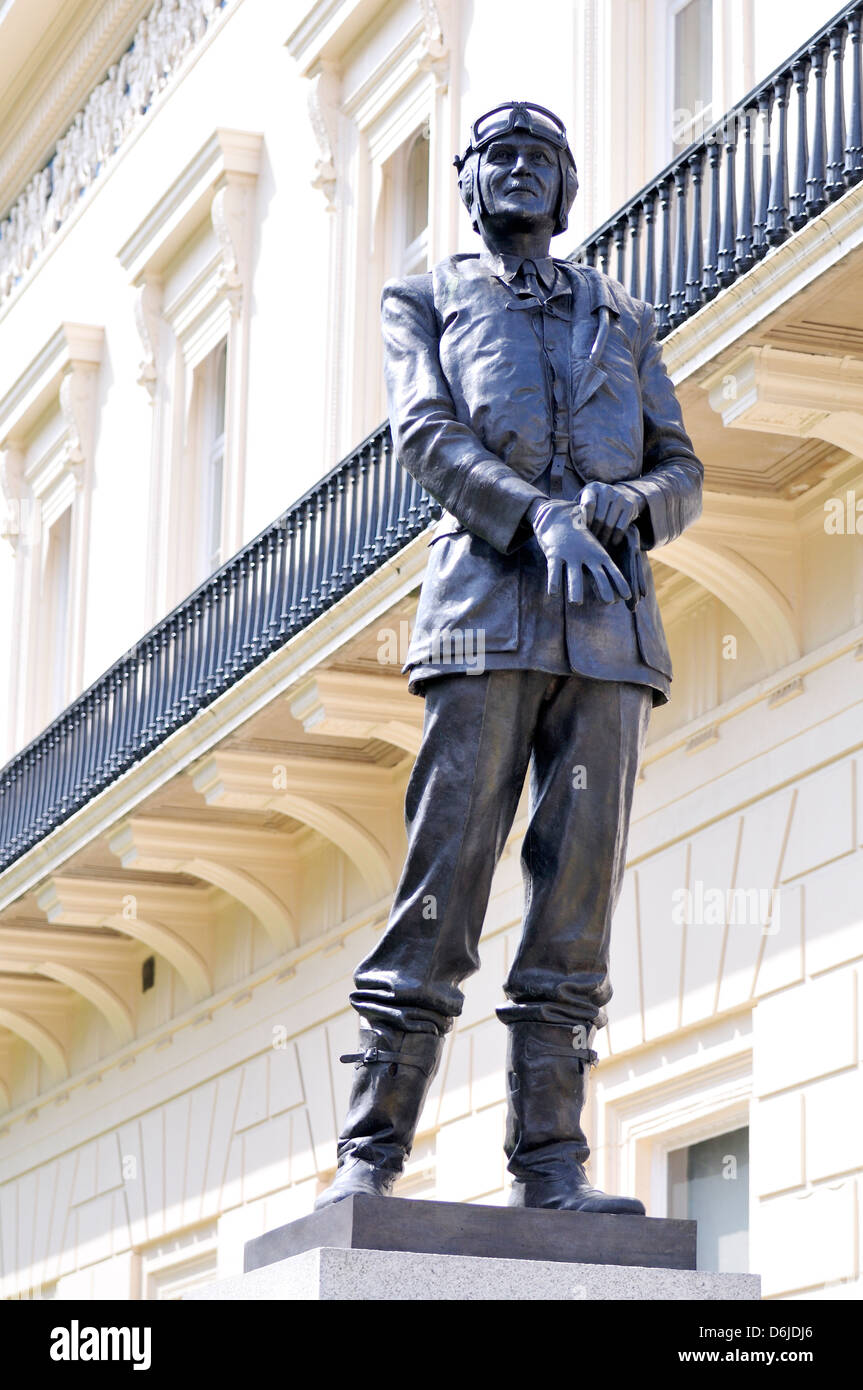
[0,323,103,747]
[379,123,431,283]
[145,1249,218,1300]
[200,339,227,575]
[41,506,72,722]
[403,125,430,274]
[355,121,432,435]
[180,334,229,591]
[118,129,263,613]
[140,1223,218,1299]
[668,1125,749,1271]
[672,0,714,152]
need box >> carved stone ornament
[307,65,340,211]
[417,0,450,89]
[134,279,163,400]
[211,182,248,311]
[0,445,25,547]
[0,0,234,308]
[59,364,100,477]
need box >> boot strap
[339,1046,436,1076]
[525,1039,598,1066]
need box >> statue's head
[454,101,578,240]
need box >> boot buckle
[339,1045,400,1069]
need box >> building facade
[0,0,861,1300]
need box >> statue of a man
[317,102,702,1214]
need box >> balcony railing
[0,425,439,871]
[3,3,863,872]
[572,0,863,336]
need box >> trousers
[350,668,652,1037]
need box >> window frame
[195,337,229,579]
[655,0,742,166]
[593,1032,752,1219]
[666,1122,751,1271]
[0,322,103,747]
[669,0,716,152]
[117,129,262,615]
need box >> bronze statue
[317,102,702,1214]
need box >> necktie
[520,258,546,305]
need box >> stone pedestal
[182,1196,760,1301]
[185,1246,760,1301]
[244,1194,695,1271]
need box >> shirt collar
[480,249,560,291]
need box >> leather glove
[577,481,642,548]
[529,499,631,605]
[612,524,648,612]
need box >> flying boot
[505,1020,645,1214]
[315,1022,445,1209]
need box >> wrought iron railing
[571,0,863,335]
[3,3,863,872]
[0,425,439,870]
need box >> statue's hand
[529,500,631,605]
[578,482,642,548]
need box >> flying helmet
[454,101,579,237]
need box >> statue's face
[476,130,560,230]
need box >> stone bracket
[705,345,863,456]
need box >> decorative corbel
[211,178,252,313]
[418,0,450,90]
[58,358,101,479]
[0,442,25,548]
[134,277,163,401]
[307,63,341,211]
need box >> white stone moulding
[705,345,863,458]
[286,0,450,84]
[116,127,262,281]
[0,0,146,217]
[0,0,240,311]
[0,321,105,533]
[0,886,391,1133]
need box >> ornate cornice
[0,0,237,311]
[0,0,149,221]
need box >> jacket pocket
[407,529,520,663]
[633,590,673,677]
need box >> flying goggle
[462,102,571,160]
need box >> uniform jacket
[381,253,703,695]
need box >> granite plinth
[243,1195,696,1273]
[187,1246,760,1301]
